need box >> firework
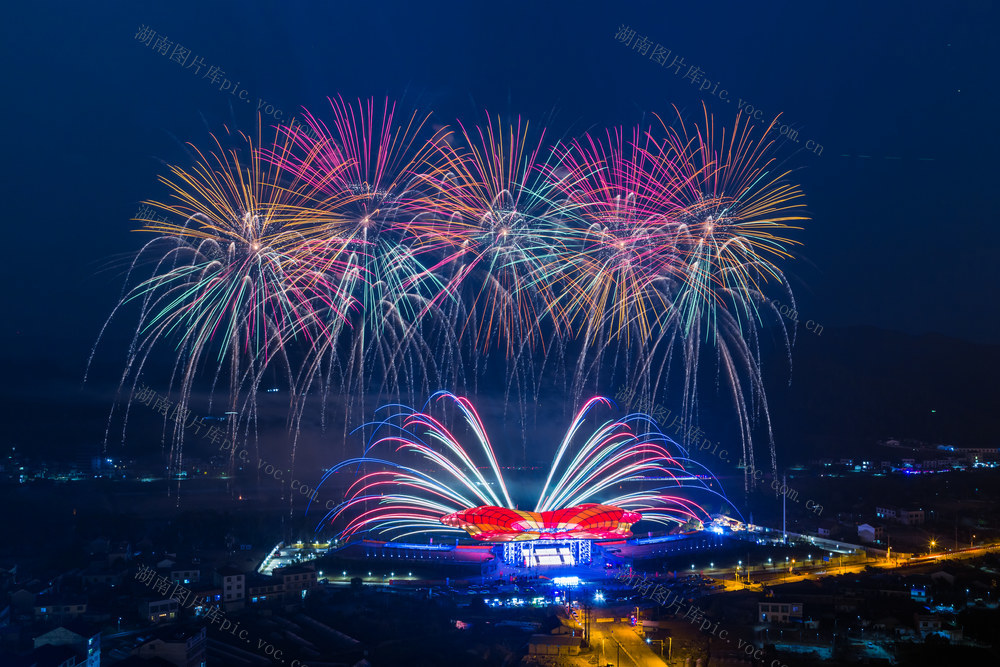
[312,392,730,541]
[412,114,578,356]
[550,125,688,343]
[267,98,470,433]
[92,119,357,474]
[97,100,809,491]
[639,105,807,480]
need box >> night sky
[2,0,997,465]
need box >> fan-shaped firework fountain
[311,392,734,542]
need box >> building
[528,634,582,656]
[758,601,803,624]
[82,565,123,589]
[857,523,884,544]
[273,564,317,603]
[139,598,178,624]
[213,566,244,611]
[34,597,87,622]
[246,572,284,607]
[187,581,222,609]
[167,565,200,585]
[816,519,839,538]
[133,625,206,667]
[875,506,897,520]
[914,614,942,637]
[11,583,47,614]
[874,506,924,525]
[34,621,101,667]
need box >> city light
[553,576,580,587]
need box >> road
[586,608,668,667]
[692,543,1000,592]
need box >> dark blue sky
[3,0,996,362]
[1,1,997,460]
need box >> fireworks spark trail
[550,125,690,344]
[408,113,589,460]
[263,97,460,457]
[95,100,810,499]
[413,114,579,356]
[650,104,806,338]
[311,392,730,541]
[639,105,806,483]
[90,119,358,486]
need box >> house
[246,572,283,607]
[166,565,200,585]
[213,566,244,611]
[758,601,803,624]
[857,523,884,543]
[34,597,88,622]
[139,599,178,624]
[82,565,123,589]
[187,581,222,608]
[132,625,206,667]
[898,509,925,526]
[528,634,582,656]
[11,582,48,613]
[34,621,101,667]
[914,614,941,637]
[272,564,317,603]
[875,506,897,520]
[816,520,839,538]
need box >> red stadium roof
[440,503,642,542]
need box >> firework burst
[93,120,357,476]
[413,115,578,356]
[97,99,810,495]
